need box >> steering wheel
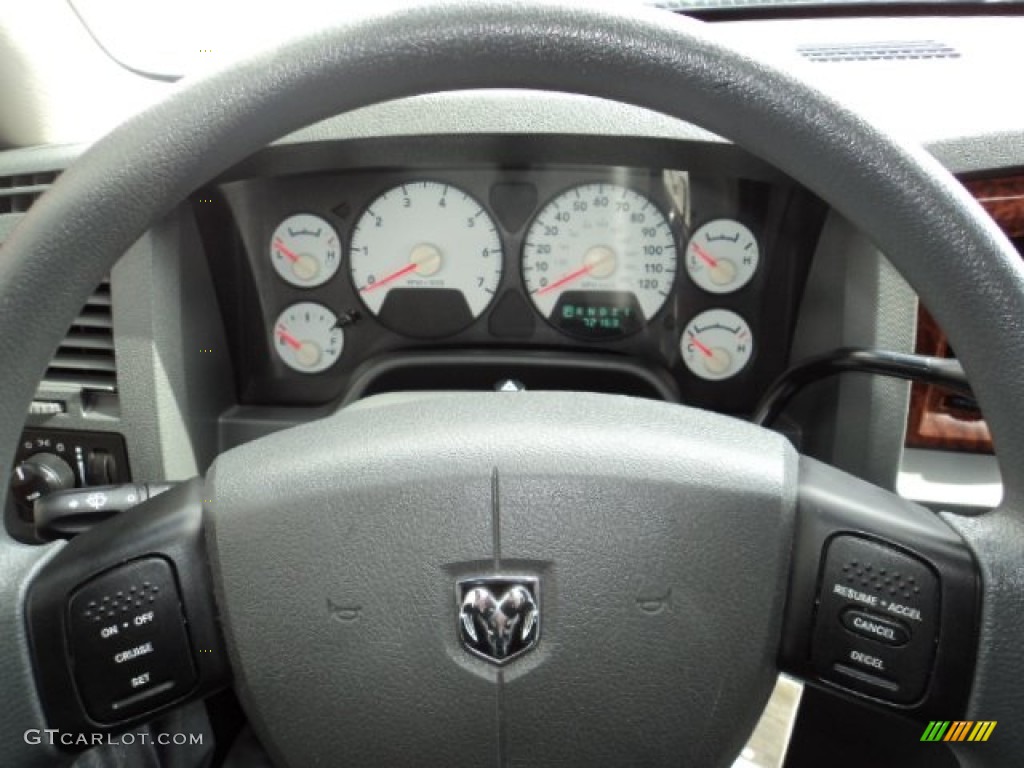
[2,3,1022,766]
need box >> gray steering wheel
[1,3,1022,766]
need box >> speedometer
[522,183,677,339]
[350,181,503,338]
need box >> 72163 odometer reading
[522,183,677,339]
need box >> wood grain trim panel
[907,306,992,453]
[906,174,1024,453]
[962,175,1024,238]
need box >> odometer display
[551,291,643,338]
[522,183,677,339]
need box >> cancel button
[841,609,910,647]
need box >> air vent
[0,170,114,397]
[798,41,960,63]
[42,279,117,394]
[0,171,59,214]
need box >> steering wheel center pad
[206,392,796,765]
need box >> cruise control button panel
[67,557,197,723]
[26,481,228,748]
[811,535,939,705]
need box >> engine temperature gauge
[273,302,344,374]
[681,309,753,381]
[270,214,341,287]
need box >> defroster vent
[798,40,960,63]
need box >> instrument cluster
[206,159,824,413]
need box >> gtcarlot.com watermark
[25,730,203,747]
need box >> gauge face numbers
[685,219,759,294]
[681,309,753,381]
[349,182,503,338]
[273,303,344,374]
[270,214,341,288]
[522,183,677,339]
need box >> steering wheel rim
[1,2,1022,765]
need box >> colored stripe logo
[921,721,997,742]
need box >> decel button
[841,609,911,647]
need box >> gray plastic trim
[787,213,917,491]
[0,540,66,768]
[0,145,83,178]
[109,211,234,481]
[928,131,1024,177]
[0,99,1021,181]
[899,448,1002,512]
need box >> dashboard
[198,139,825,414]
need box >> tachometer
[349,181,503,338]
[522,183,676,339]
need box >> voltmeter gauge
[685,219,759,294]
[270,214,341,288]
[681,309,754,381]
[273,302,344,374]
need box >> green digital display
[560,303,634,330]
[550,291,645,339]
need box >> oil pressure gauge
[685,219,759,294]
[681,309,753,381]
[270,214,341,287]
[273,302,344,374]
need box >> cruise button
[841,609,910,647]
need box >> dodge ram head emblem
[458,578,539,664]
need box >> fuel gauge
[681,309,753,381]
[274,302,344,374]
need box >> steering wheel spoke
[781,456,979,720]
[24,479,229,749]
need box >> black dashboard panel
[196,137,826,415]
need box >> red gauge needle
[536,249,616,296]
[689,334,714,358]
[535,264,593,296]
[691,242,719,269]
[360,262,419,293]
[276,326,302,350]
[274,238,300,263]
